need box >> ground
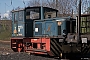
[0,40,57,60]
[0,40,13,55]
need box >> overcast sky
[0,0,28,18]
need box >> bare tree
[27,0,41,7]
[27,0,90,17]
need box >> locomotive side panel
[34,19,68,37]
[44,21,57,36]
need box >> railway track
[0,52,58,60]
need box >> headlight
[57,21,62,26]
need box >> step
[12,47,16,48]
[12,42,16,44]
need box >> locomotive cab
[25,6,58,20]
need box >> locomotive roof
[11,6,58,12]
[11,8,24,12]
[25,6,58,11]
